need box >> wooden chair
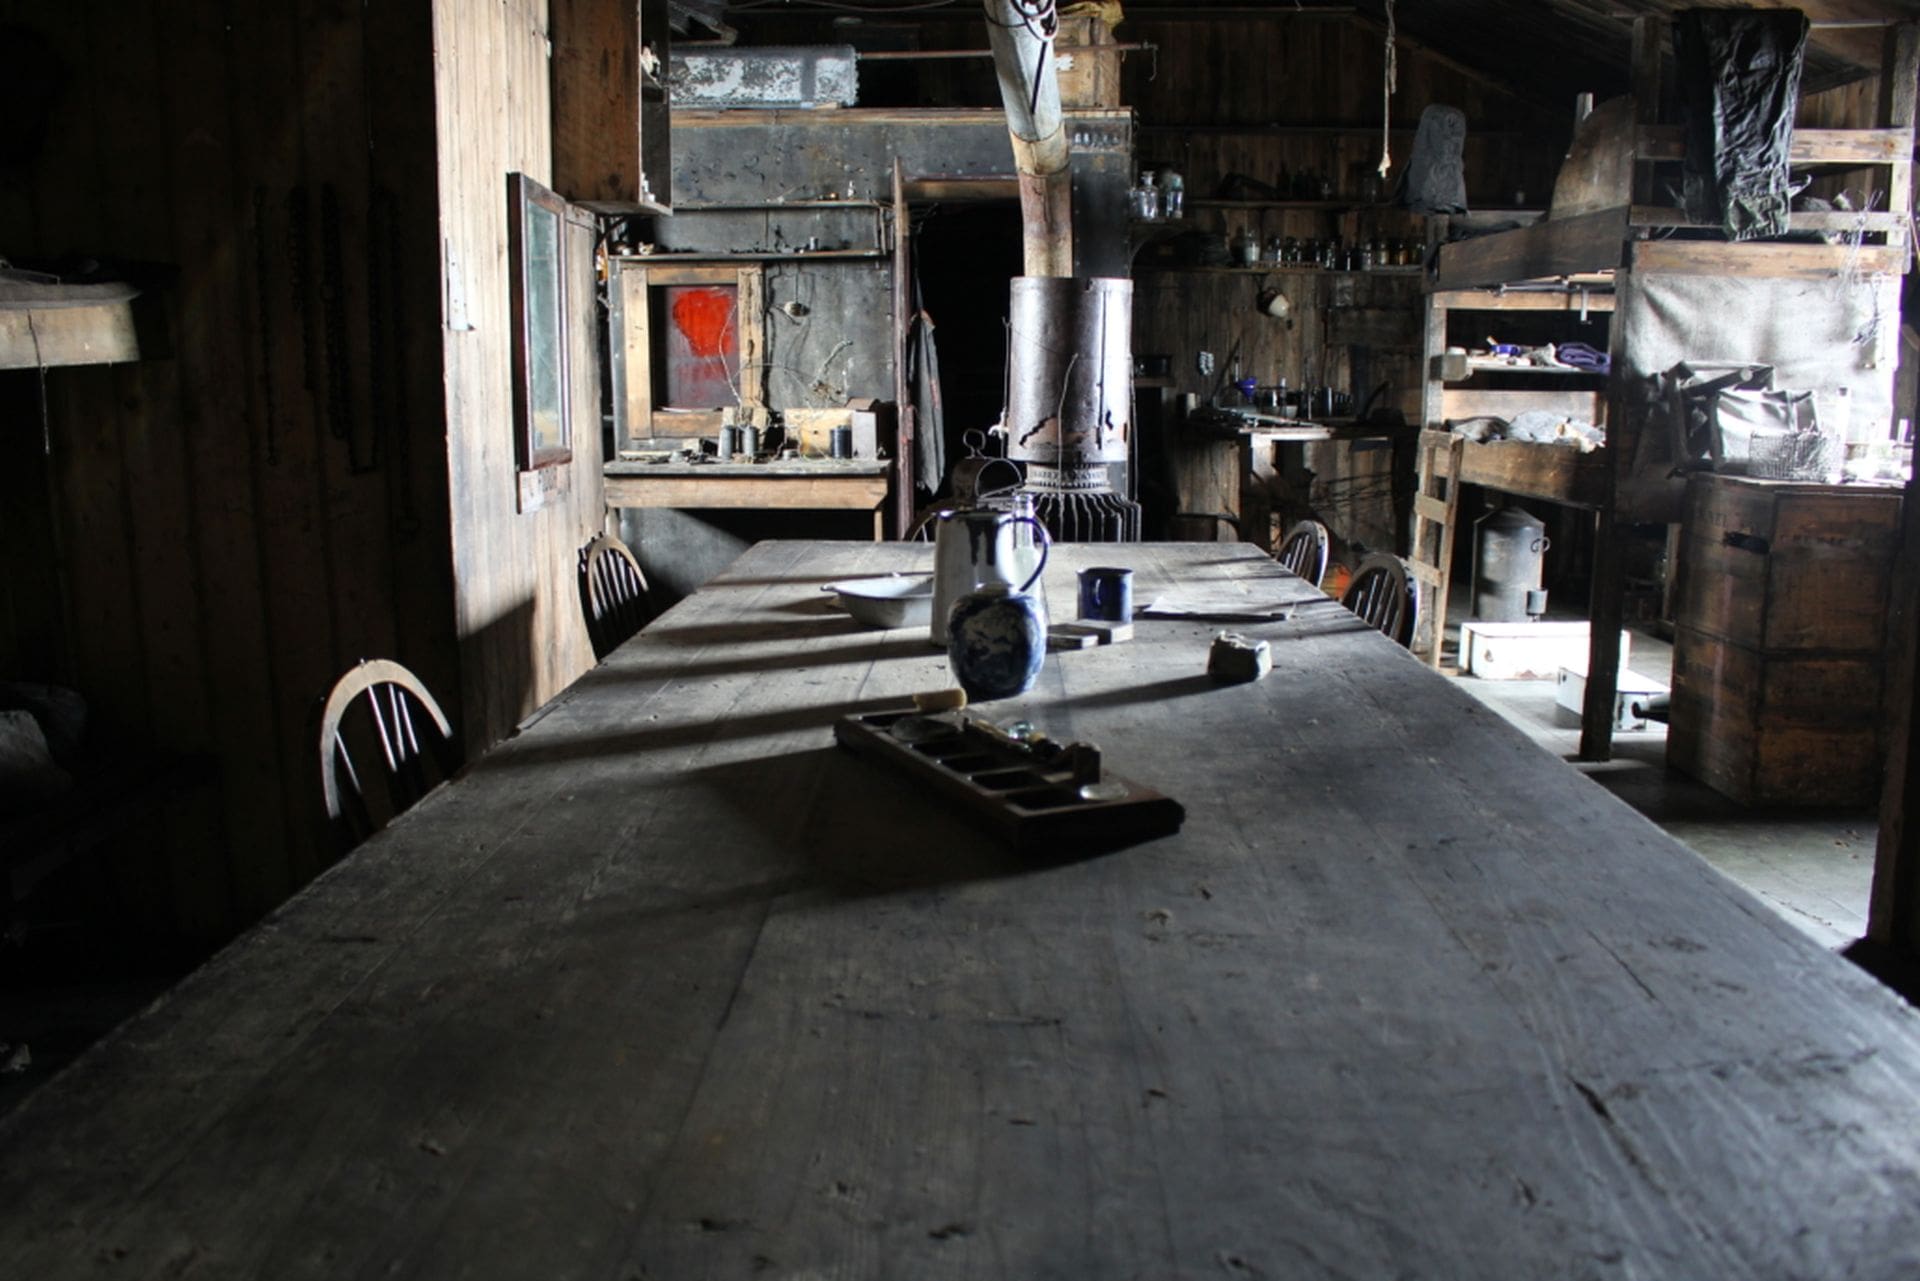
[579,533,654,660]
[318,659,455,846]
[1274,519,1330,589]
[1341,553,1420,648]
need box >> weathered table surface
[5,540,1919,1279]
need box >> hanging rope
[1377,0,1398,180]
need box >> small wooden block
[1207,631,1272,683]
[1056,620,1135,644]
[1047,627,1099,651]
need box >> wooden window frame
[508,172,575,476]
[610,259,766,445]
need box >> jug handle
[1013,516,1050,593]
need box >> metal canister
[1471,506,1551,621]
[739,425,760,459]
[718,425,740,458]
[829,425,852,459]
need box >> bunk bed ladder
[1408,429,1463,668]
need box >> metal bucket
[1471,506,1550,622]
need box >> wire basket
[1747,429,1837,481]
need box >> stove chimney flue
[1004,276,1140,541]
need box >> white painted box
[1555,665,1669,733]
[1458,621,1631,681]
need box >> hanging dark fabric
[1393,105,1468,215]
[904,265,946,498]
[1674,8,1810,242]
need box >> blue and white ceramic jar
[946,583,1046,702]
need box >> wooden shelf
[611,249,885,262]
[0,298,147,370]
[1189,199,1358,211]
[1136,264,1423,276]
[1430,353,1610,381]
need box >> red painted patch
[671,287,736,358]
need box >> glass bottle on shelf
[1132,170,1160,219]
[1159,169,1184,219]
[1232,227,1259,267]
[1283,236,1300,265]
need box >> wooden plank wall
[433,0,606,753]
[1122,15,1565,213]
[1121,14,1566,560]
[0,1,455,944]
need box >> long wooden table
[5,540,1920,1277]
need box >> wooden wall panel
[433,0,605,754]
[1125,16,1565,207]
[1125,15,1565,558]
[0,0,453,943]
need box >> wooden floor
[3,541,1919,1278]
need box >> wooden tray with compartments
[833,709,1185,855]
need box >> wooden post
[891,159,915,538]
[1580,12,1667,762]
[1863,20,1920,975]
[1629,14,1667,206]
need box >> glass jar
[1232,228,1259,267]
[1132,171,1160,219]
[1159,169,1184,219]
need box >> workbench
[604,458,892,539]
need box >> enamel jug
[947,581,1048,703]
[929,507,1050,647]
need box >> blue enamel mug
[1077,566,1133,623]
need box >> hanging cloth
[904,265,947,498]
[1674,9,1810,242]
[1394,105,1468,214]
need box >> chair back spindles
[318,658,455,847]
[580,534,654,660]
[1275,519,1330,589]
[1340,553,1420,648]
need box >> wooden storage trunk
[1668,474,1902,806]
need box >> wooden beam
[1629,239,1909,278]
[1630,14,1668,206]
[1428,288,1616,313]
[1636,125,1910,165]
[1628,205,1907,234]
[0,303,142,369]
[1432,207,1630,290]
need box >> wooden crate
[1668,474,1902,806]
[1669,629,1886,806]
[1055,16,1122,110]
[1674,475,1901,653]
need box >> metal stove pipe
[1003,276,1140,541]
[984,0,1072,277]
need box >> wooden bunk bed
[1412,15,1916,761]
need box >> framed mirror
[509,172,573,473]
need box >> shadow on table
[487,691,933,768]
[578,632,940,686]
[641,607,875,647]
[690,747,1127,898]
[1060,673,1219,712]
